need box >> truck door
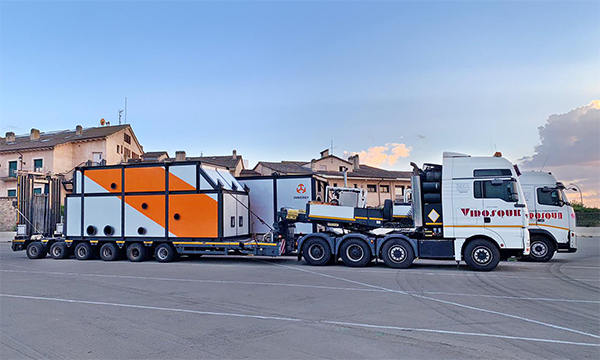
[476,178,523,245]
[535,187,569,244]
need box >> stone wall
[0,197,17,231]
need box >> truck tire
[127,243,147,262]
[340,239,372,267]
[100,243,120,261]
[381,238,414,269]
[464,239,500,271]
[528,236,555,262]
[26,242,47,259]
[74,242,95,260]
[302,237,332,266]
[155,243,176,263]
[49,242,69,259]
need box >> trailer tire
[155,243,176,263]
[49,242,69,259]
[527,235,555,262]
[302,238,332,266]
[74,242,95,260]
[127,243,147,262]
[26,242,47,259]
[340,239,371,267]
[100,243,120,261]
[464,239,500,271]
[381,239,414,269]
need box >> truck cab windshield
[537,187,568,207]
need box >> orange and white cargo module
[58,160,280,262]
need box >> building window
[381,185,390,193]
[117,145,121,154]
[354,184,358,188]
[34,158,43,171]
[124,148,131,159]
[333,183,338,187]
[132,152,139,159]
[124,133,131,144]
[395,185,405,196]
[7,189,16,197]
[8,161,17,177]
[367,184,377,193]
[33,188,42,194]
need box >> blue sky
[1,1,598,170]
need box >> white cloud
[519,101,600,206]
[345,143,412,168]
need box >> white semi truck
[13,152,530,271]
[520,171,577,261]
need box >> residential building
[249,149,412,206]
[143,150,245,177]
[0,124,144,198]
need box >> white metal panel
[276,178,313,234]
[308,204,355,221]
[216,169,244,191]
[202,167,226,189]
[83,174,108,194]
[236,194,249,236]
[238,178,274,234]
[74,171,82,194]
[223,193,237,237]
[169,165,197,190]
[124,203,165,237]
[83,196,122,237]
[65,197,81,237]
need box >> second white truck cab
[520,171,577,261]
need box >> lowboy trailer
[13,152,530,271]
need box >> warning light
[493,152,502,157]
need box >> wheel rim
[103,247,113,258]
[308,244,325,261]
[77,247,87,258]
[346,244,364,262]
[472,246,492,265]
[52,246,61,257]
[30,246,38,256]
[131,248,140,258]
[388,245,406,263]
[531,241,548,258]
[157,247,169,260]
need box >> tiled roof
[239,169,260,176]
[257,161,312,174]
[0,125,130,153]
[186,155,241,169]
[143,151,169,158]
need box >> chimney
[175,150,186,161]
[349,154,360,170]
[5,132,15,143]
[320,149,329,159]
[30,128,40,141]
[232,149,237,160]
[75,125,83,136]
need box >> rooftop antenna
[330,140,337,155]
[540,155,550,172]
[118,109,123,125]
[124,97,127,124]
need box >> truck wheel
[49,242,69,259]
[302,238,332,266]
[340,239,372,267]
[155,243,176,263]
[26,242,47,259]
[381,239,414,269]
[127,243,147,262]
[74,242,95,260]
[528,236,555,262]
[100,243,120,261]
[464,239,500,271]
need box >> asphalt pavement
[1,238,599,359]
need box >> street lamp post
[570,183,583,205]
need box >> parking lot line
[1,293,598,348]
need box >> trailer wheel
[100,243,120,261]
[74,242,95,260]
[340,239,371,267]
[49,242,69,259]
[381,239,414,269]
[155,243,176,263]
[127,243,147,262]
[302,238,332,266]
[464,239,500,271]
[26,242,47,259]
[527,236,555,262]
